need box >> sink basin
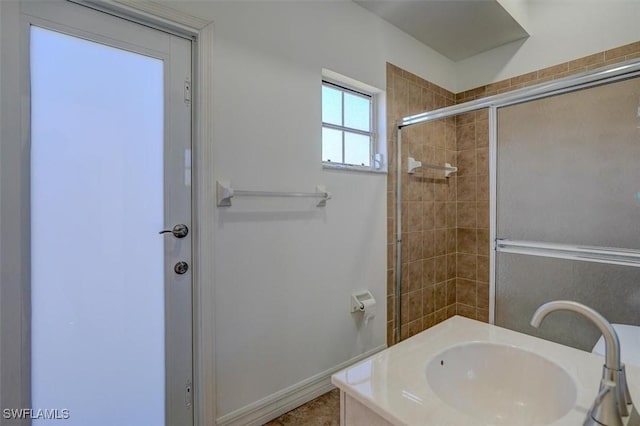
[426,341,577,425]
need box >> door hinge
[184,79,191,105]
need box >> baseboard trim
[216,345,387,426]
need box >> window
[322,80,378,169]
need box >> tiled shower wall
[386,64,457,344]
[386,40,640,346]
[453,110,490,323]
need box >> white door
[23,2,192,425]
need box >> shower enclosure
[395,60,640,348]
[495,75,640,350]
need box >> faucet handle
[585,380,623,426]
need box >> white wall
[457,0,640,92]
[166,0,456,421]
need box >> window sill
[322,162,388,174]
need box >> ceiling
[354,0,529,62]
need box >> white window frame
[321,71,386,173]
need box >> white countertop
[331,316,640,426]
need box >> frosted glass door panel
[497,77,640,249]
[30,27,164,425]
[495,252,640,351]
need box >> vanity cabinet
[340,391,393,426]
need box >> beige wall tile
[457,228,477,254]
[446,228,457,253]
[447,253,457,279]
[457,253,477,280]
[476,309,489,323]
[456,279,476,306]
[434,202,446,228]
[477,175,490,201]
[538,62,569,79]
[408,260,422,293]
[423,229,435,259]
[446,202,457,228]
[401,324,409,340]
[569,52,604,70]
[446,177,457,201]
[401,264,408,294]
[422,258,435,287]
[457,303,476,319]
[446,279,456,306]
[407,201,423,232]
[604,37,640,55]
[408,319,423,337]
[434,229,446,256]
[477,201,490,228]
[408,290,423,322]
[457,149,476,176]
[435,255,447,283]
[434,181,447,201]
[387,321,395,346]
[457,176,477,201]
[456,111,475,126]
[485,79,510,93]
[435,282,447,310]
[476,147,489,176]
[423,286,435,315]
[457,202,476,228]
[477,255,489,283]
[408,232,423,261]
[510,70,538,86]
[423,201,435,229]
[446,304,457,319]
[477,282,489,311]
[476,119,489,147]
[434,308,447,324]
[477,229,490,257]
[401,296,409,324]
[456,123,476,150]
[423,313,435,329]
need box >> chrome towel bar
[407,156,457,177]
[216,181,331,207]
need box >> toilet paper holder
[351,291,374,313]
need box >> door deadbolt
[174,261,189,275]
[159,224,189,238]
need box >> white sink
[426,341,577,425]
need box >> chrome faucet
[530,301,635,426]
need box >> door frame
[0,1,216,424]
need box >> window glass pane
[344,132,370,166]
[322,127,342,162]
[344,92,370,131]
[322,85,342,126]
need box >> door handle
[159,224,189,238]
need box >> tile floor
[263,388,340,426]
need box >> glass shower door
[495,76,640,351]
